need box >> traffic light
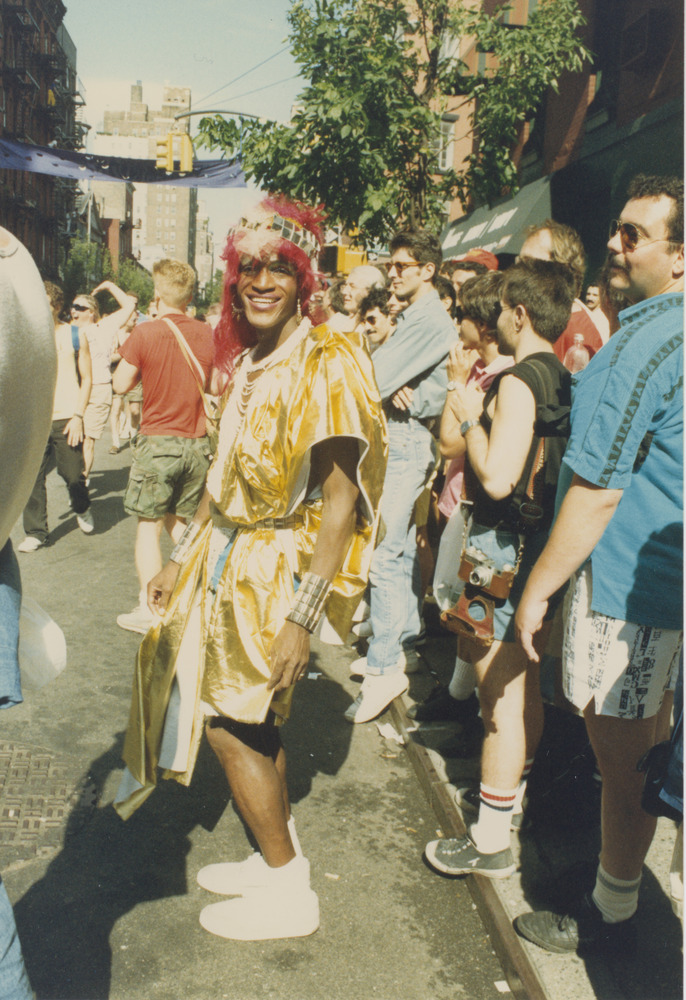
[155,134,173,171]
[179,134,194,173]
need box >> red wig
[214,195,326,374]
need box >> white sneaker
[76,509,94,534]
[317,617,344,646]
[197,852,311,896]
[117,604,153,634]
[352,597,370,623]
[349,648,419,677]
[17,536,44,553]
[351,620,373,639]
[344,671,409,724]
[199,857,319,940]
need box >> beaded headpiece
[227,206,320,261]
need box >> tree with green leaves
[63,238,155,313]
[198,0,589,246]
[62,237,108,306]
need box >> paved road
[3,434,507,1000]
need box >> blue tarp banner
[0,136,245,187]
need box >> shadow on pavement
[14,734,229,1000]
[14,660,355,1000]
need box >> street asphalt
[3,432,508,1000]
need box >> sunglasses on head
[609,220,674,253]
[72,303,90,312]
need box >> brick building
[440,0,683,277]
[0,0,87,274]
[90,179,134,270]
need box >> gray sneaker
[424,834,515,879]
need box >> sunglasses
[384,259,420,275]
[72,303,90,312]
[609,220,674,253]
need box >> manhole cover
[0,742,96,849]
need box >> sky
[61,0,305,243]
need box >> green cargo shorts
[124,434,212,520]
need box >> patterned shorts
[562,563,682,719]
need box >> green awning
[441,175,552,259]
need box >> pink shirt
[438,354,514,517]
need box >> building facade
[441,0,684,278]
[94,81,197,268]
[0,0,87,274]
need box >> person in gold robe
[114,197,387,942]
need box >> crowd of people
[0,173,682,987]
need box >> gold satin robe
[116,322,387,819]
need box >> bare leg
[83,436,95,478]
[134,517,165,593]
[110,396,122,450]
[584,701,671,880]
[474,626,549,790]
[205,721,294,868]
[129,400,141,434]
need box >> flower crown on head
[227,207,321,261]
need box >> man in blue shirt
[514,174,683,954]
[345,230,457,723]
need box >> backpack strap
[161,316,214,422]
[70,324,82,386]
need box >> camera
[458,545,516,600]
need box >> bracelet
[460,419,480,436]
[285,572,332,633]
[170,520,202,565]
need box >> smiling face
[236,254,299,337]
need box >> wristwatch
[446,379,459,391]
[460,419,479,436]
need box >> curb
[390,694,549,1000]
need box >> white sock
[448,657,476,701]
[287,815,303,857]
[470,783,517,854]
[592,863,641,923]
[513,758,534,813]
[265,854,310,890]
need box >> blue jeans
[0,541,23,709]
[0,878,32,1000]
[366,419,436,675]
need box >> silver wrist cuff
[285,572,332,632]
[170,520,202,565]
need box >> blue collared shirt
[558,292,683,629]
[372,289,458,420]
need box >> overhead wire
[221,74,301,104]
[193,46,290,108]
